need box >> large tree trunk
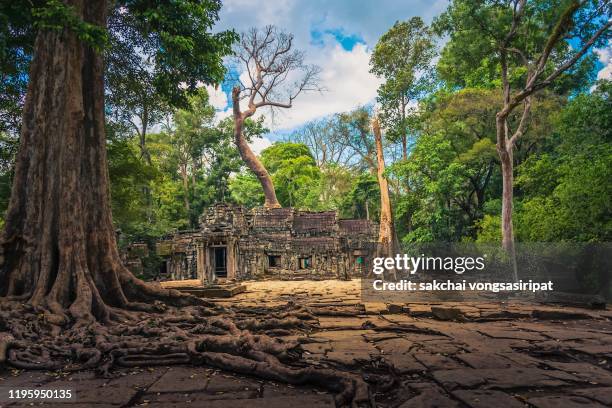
[372,117,397,258]
[496,116,518,281]
[0,0,194,325]
[499,150,514,251]
[231,87,280,208]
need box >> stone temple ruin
[153,204,377,283]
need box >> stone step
[175,284,247,298]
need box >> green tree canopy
[370,17,436,158]
[1,0,237,134]
[433,0,606,92]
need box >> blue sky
[203,0,611,152]
[201,0,450,151]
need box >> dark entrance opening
[268,255,281,268]
[214,247,227,278]
[158,261,167,279]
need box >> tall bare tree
[372,116,398,258]
[232,26,320,208]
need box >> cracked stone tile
[569,344,612,358]
[143,389,257,403]
[432,369,486,390]
[316,317,369,329]
[433,367,571,390]
[422,341,465,355]
[477,327,547,341]
[325,350,373,366]
[571,387,612,405]
[414,352,464,371]
[541,362,612,386]
[148,367,210,393]
[527,395,607,408]
[375,337,414,354]
[262,382,323,398]
[456,352,514,369]
[310,330,374,342]
[452,389,524,408]
[106,368,168,391]
[478,367,570,389]
[206,375,261,393]
[399,383,460,408]
[382,352,426,374]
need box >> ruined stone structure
[156,204,377,283]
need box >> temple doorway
[213,246,227,278]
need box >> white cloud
[595,41,612,81]
[270,42,382,132]
[249,135,273,155]
[205,85,229,110]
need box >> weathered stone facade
[156,203,377,283]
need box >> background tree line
[1,0,609,252]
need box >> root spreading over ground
[0,299,373,407]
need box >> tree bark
[401,99,407,160]
[0,0,195,325]
[231,86,280,208]
[499,152,514,252]
[496,115,518,281]
[138,105,152,166]
[180,164,191,213]
[372,116,397,258]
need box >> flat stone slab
[571,387,612,405]
[174,284,247,298]
[432,367,574,390]
[453,389,524,408]
[148,367,211,393]
[527,395,608,408]
[400,383,460,407]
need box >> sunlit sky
[203,0,611,153]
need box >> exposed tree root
[0,299,375,407]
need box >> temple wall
[152,204,377,283]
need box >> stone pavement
[1,279,611,407]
